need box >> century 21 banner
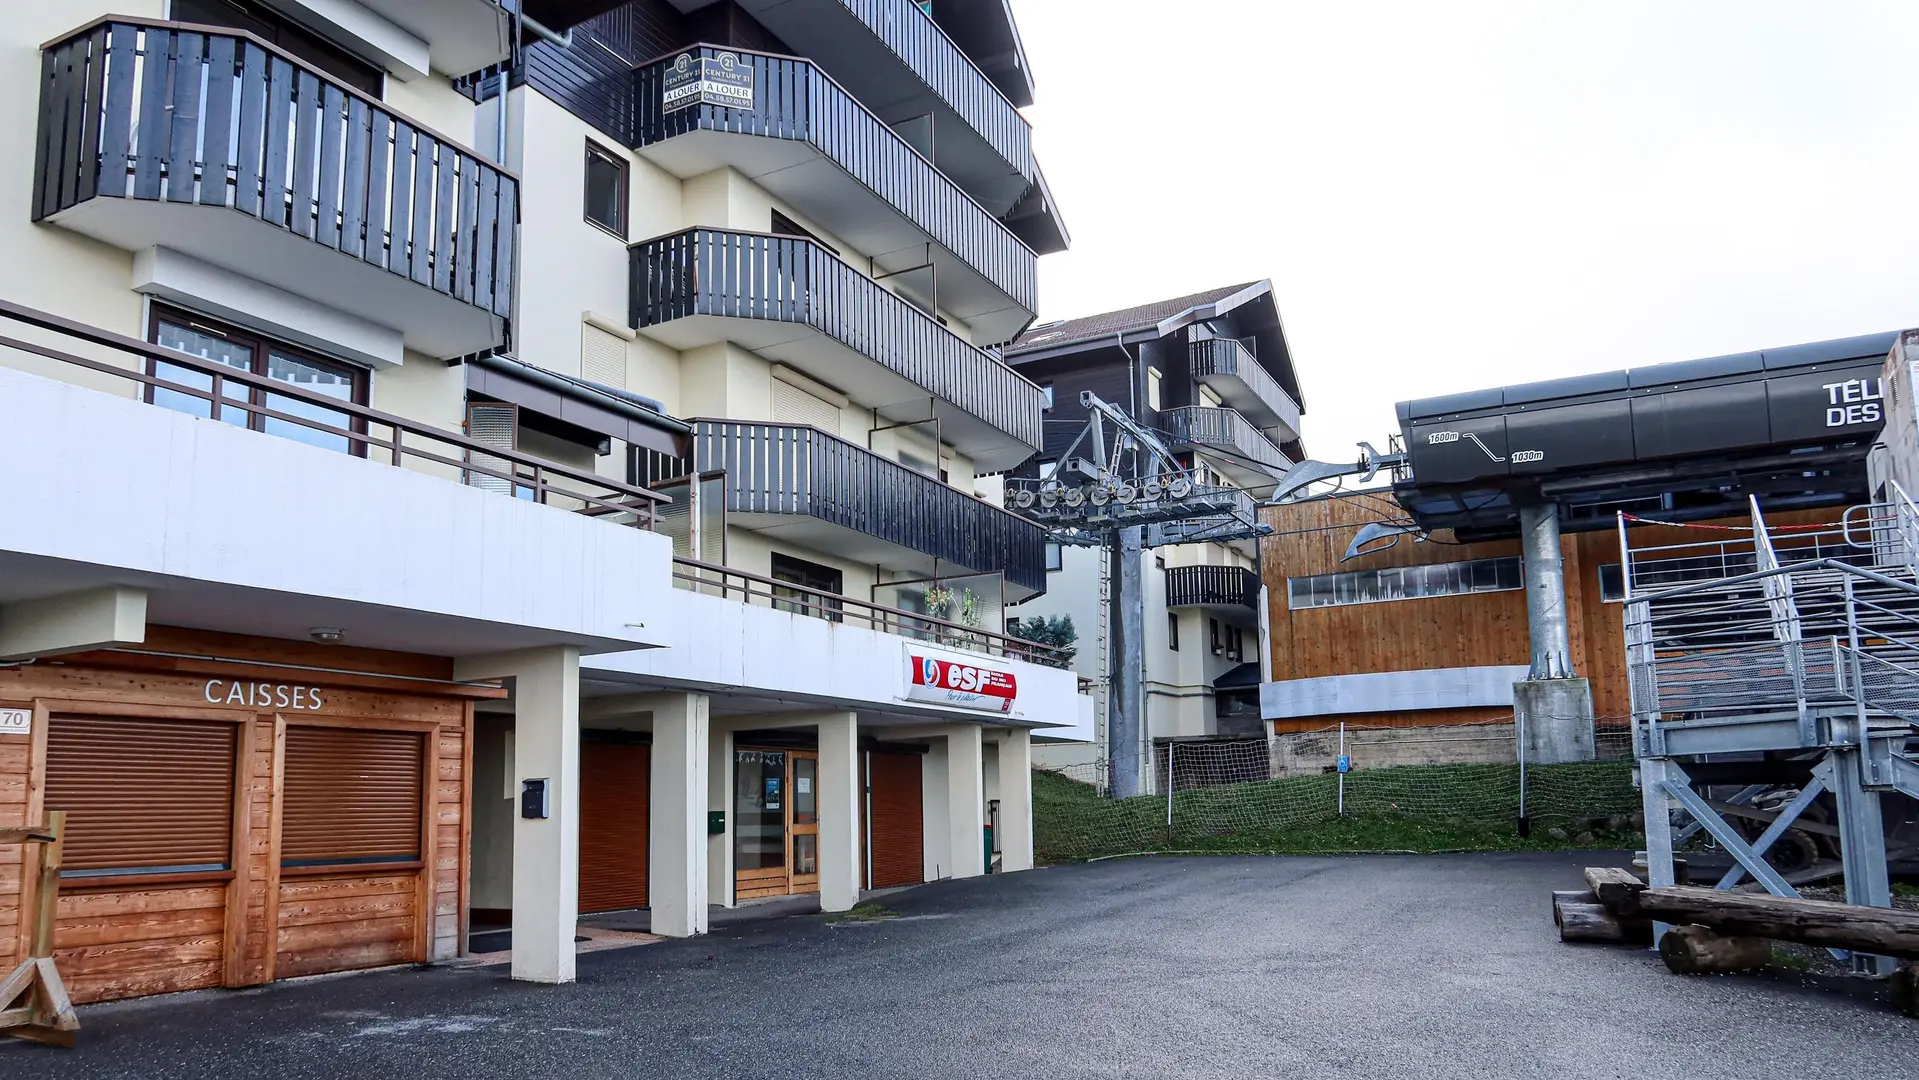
[903,651,1018,713]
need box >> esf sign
[903,653,1017,714]
[204,680,327,711]
[1822,377,1883,427]
[663,51,754,112]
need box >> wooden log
[1551,889,1592,927]
[1558,900,1650,944]
[1892,963,1917,1019]
[1632,854,1690,885]
[1659,924,1772,974]
[1636,887,1919,959]
[1584,867,1647,912]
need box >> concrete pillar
[707,726,734,909]
[945,725,986,878]
[1513,679,1595,764]
[648,693,710,937]
[1518,502,1574,679]
[996,730,1034,873]
[817,712,861,912]
[455,646,580,984]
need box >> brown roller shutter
[579,742,649,913]
[46,716,238,876]
[282,726,425,867]
[868,752,923,889]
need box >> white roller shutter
[582,324,628,389]
[465,401,518,496]
[770,376,841,434]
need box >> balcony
[1165,565,1261,613]
[352,1,514,75]
[633,45,1037,345]
[0,299,673,657]
[631,228,1043,469]
[1161,406,1293,490]
[1190,338,1302,442]
[732,0,1034,215]
[34,19,518,359]
[687,420,1048,596]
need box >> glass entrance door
[733,748,821,899]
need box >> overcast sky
[1013,1,1919,458]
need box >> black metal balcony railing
[634,45,1036,317]
[632,228,1044,452]
[34,19,517,324]
[690,420,1047,593]
[1190,338,1301,436]
[1161,406,1294,478]
[1165,565,1262,611]
[834,0,1033,180]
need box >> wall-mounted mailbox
[521,778,549,820]
[708,810,726,835]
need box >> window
[772,553,844,622]
[149,306,368,456]
[173,0,383,95]
[1045,542,1063,572]
[584,140,627,238]
[1287,556,1524,610]
[1041,384,1054,410]
[1210,618,1222,655]
[47,716,237,879]
[771,209,838,257]
[1598,563,1626,603]
[1167,612,1179,651]
[1039,459,1059,480]
[1147,368,1163,411]
[281,726,425,869]
[1228,626,1244,662]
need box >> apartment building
[1,0,1087,1003]
[1000,282,1303,778]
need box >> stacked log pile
[1551,866,1919,1017]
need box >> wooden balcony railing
[833,0,1034,180]
[687,419,1047,593]
[634,45,1036,318]
[1165,565,1262,611]
[631,228,1044,453]
[35,19,517,329]
[0,298,665,529]
[1161,405,1294,478]
[1190,338,1301,437]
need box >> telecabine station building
[0,0,1091,1004]
[1002,282,1305,780]
[1257,330,1900,769]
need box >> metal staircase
[1620,488,1919,973]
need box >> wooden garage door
[44,715,240,1002]
[868,752,923,889]
[580,742,649,913]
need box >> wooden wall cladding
[1260,497,1840,725]
[0,629,473,1004]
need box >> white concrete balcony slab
[0,347,672,659]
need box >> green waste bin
[984,824,994,873]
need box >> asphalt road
[8,853,1913,1079]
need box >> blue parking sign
[1336,755,1351,773]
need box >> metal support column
[1638,756,1678,944]
[1519,501,1573,678]
[1107,526,1145,798]
[1828,748,1896,976]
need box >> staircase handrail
[1624,556,1919,607]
